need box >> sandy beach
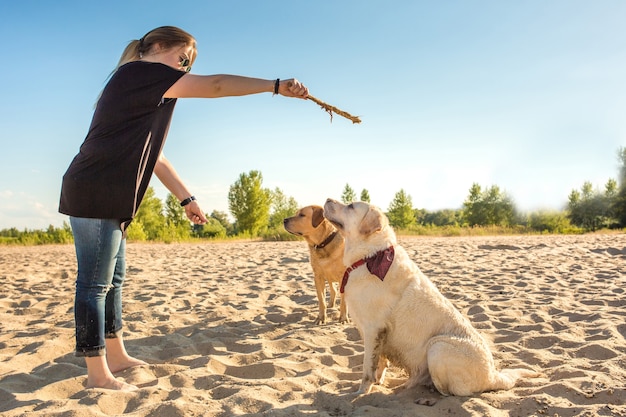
[1,233,625,416]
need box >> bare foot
[87,377,138,391]
[108,357,147,374]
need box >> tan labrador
[284,205,348,324]
[323,199,540,396]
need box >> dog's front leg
[375,354,389,385]
[328,280,337,309]
[338,297,349,323]
[357,327,387,394]
[314,276,327,325]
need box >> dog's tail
[491,368,543,391]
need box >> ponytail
[114,26,197,71]
[95,26,197,106]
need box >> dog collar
[340,246,395,293]
[314,231,338,250]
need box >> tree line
[386,147,625,233]
[2,148,624,245]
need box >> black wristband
[180,196,196,207]
[273,78,280,95]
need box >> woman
[59,26,308,391]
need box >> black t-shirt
[59,61,186,227]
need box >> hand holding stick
[306,95,361,124]
[283,80,361,124]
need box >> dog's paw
[375,359,389,385]
[375,369,387,385]
[356,381,374,395]
[415,397,438,406]
[314,316,327,325]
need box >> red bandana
[340,246,395,293]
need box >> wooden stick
[307,95,361,124]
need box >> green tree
[165,193,188,227]
[528,211,572,233]
[163,193,191,241]
[605,178,618,199]
[46,222,73,244]
[210,210,234,235]
[387,189,415,229]
[423,209,461,226]
[567,181,611,231]
[228,170,271,235]
[341,184,356,203]
[604,178,619,228]
[484,185,515,226]
[157,222,191,243]
[194,217,227,238]
[462,183,485,226]
[567,189,582,226]
[126,220,147,241]
[360,189,371,203]
[613,147,626,227]
[414,208,428,225]
[133,187,167,240]
[462,183,515,226]
[0,227,19,238]
[268,188,299,229]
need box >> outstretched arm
[154,154,208,225]
[164,74,308,99]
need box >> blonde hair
[116,26,197,71]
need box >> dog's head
[323,199,393,256]
[283,205,327,238]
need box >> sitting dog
[323,198,540,396]
[284,205,348,324]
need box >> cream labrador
[284,205,348,324]
[323,198,540,396]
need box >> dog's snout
[324,199,334,213]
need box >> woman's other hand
[184,201,208,225]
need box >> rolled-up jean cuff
[75,346,106,358]
[105,329,122,339]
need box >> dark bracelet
[180,196,196,207]
[273,78,280,95]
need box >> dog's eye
[299,213,305,217]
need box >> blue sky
[1,1,625,230]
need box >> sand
[0,233,625,417]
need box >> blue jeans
[70,217,126,357]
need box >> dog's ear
[358,207,386,236]
[311,206,325,228]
